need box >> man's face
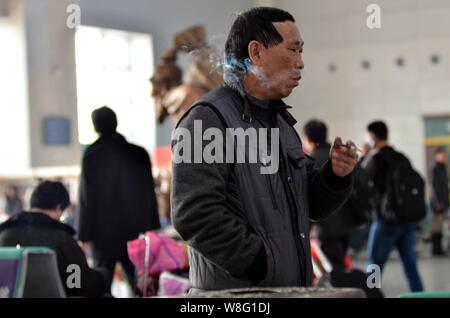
[436,151,448,164]
[366,132,377,148]
[302,136,314,155]
[256,21,304,99]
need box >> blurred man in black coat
[77,106,160,293]
[430,146,449,255]
[303,120,355,271]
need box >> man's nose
[296,56,304,70]
[151,88,159,97]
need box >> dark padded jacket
[171,85,352,292]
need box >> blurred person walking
[4,185,23,217]
[77,106,160,294]
[363,121,425,292]
[429,146,449,256]
[303,120,355,272]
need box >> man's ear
[248,40,263,65]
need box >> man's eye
[289,48,303,54]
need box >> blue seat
[0,247,26,298]
[0,247,66,298]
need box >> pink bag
[127,231,188,296]
[158,271,191,296]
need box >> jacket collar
[0,211,76,236]
[225,84,297,126]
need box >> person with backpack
[363,121,425,292]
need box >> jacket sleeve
[307,158,353,221]
[171,106,265,279]
[77,156,95,242]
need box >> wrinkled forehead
[273,21,303,47]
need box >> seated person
[0,181,106,297]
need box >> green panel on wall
[425,118,450,137]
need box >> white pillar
[24,0,81,168]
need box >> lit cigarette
[334,142,362,153]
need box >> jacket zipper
[259,115,278,210]
[280,153,306,285]
[266,175,278,210]
[272,115,307,286]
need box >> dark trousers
[368,220,424,292]
[320,236,350,272]
[92,245,137,295]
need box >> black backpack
[380,152,426,224]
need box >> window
[75,26,155,153]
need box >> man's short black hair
[30,181,70,211]
[367,120,388,141]
[303,120,328,145]
[225,7,295,67]
[91,106,117,136]
[435,146,447,154]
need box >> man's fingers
[331,159,353,170]
[332,152,357,175]
[331,138,358,176]
[334,148,357,158]
[332,162,354,174]
[332,137,343,150]
[340,149,358,161]
[332,151,358,165]
[334,142,357,155]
